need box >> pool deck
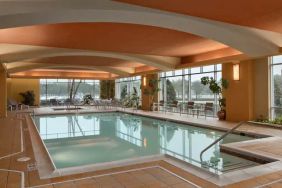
[0,107,282,187]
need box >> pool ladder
[200,121,246,163]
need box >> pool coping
[28,108,282,186]
[221,137,282,162]
[26,115,56,177]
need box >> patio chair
[96,100,105,109]
[159,100,164,111]
[199,102,214,118]
[73,99,85,108]
[91,100,98,109]
[152,100,164,111]
[165,100,178,113]
[49,99,58,106]
[64,98,72,107]
[187,101,194,115]
[110,99,117,109]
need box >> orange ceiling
[117,0,282,33]
[10,69,116,80]
[0,23,227,57]
[24,56,143,68]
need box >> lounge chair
[8,99,29,111]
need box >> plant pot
[217,110,226,120]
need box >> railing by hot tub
[199,121,246,163]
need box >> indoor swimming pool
[33,112,259,174]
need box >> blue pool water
[33,112,258,173]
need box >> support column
[141,73,159,111]
[222,60,254,121]
[0,69,7,118]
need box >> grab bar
[200,121,246,163]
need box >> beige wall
[0,70,7,117]
[253,57,270,119]
[7,78,40,106]
[223,58,269,121]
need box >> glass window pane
[175,70,183,76]
[271,56,282,119]
[217,64,222,71]
[273,55,282,64]
[159,78,165,102]
[115,76,141,100]
[217,72,222,81]
[272,64,282,108]
[191,73,214,103]
[40,79,100,105]
[272,108,282,119]
[184,75,189,102]
[47,79,58,83]
[40,79,47,105]
[203,65,214,72]
[272,63,282,118]
[166,71,173,77]
[156,64,221,116]
[166,76,183,103]
[40,79,46,84]
[191,67,201,74]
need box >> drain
[27,163,37,171]
[17,157,31,162]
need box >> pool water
[33,112,258,173]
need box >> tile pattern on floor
[30,167,199,188]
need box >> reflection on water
[116,117,143,147]
[35,114,100,139]
[34,113,257,173]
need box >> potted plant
[83,94,93,105]
[143,78,160,111]
[201,77,229,120]
[130,87,140,108]
[19,90,35,106]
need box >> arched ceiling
[0,0,281,79]
[0,23,227,57]
[117,0,282,34]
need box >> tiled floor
[32,167,199,188]
[1,108,282,188]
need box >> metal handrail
[200,121,246,163]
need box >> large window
[270,55,282,119]
[40,79,100,105]
[159,64,222,115]
[115,76,141,100]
